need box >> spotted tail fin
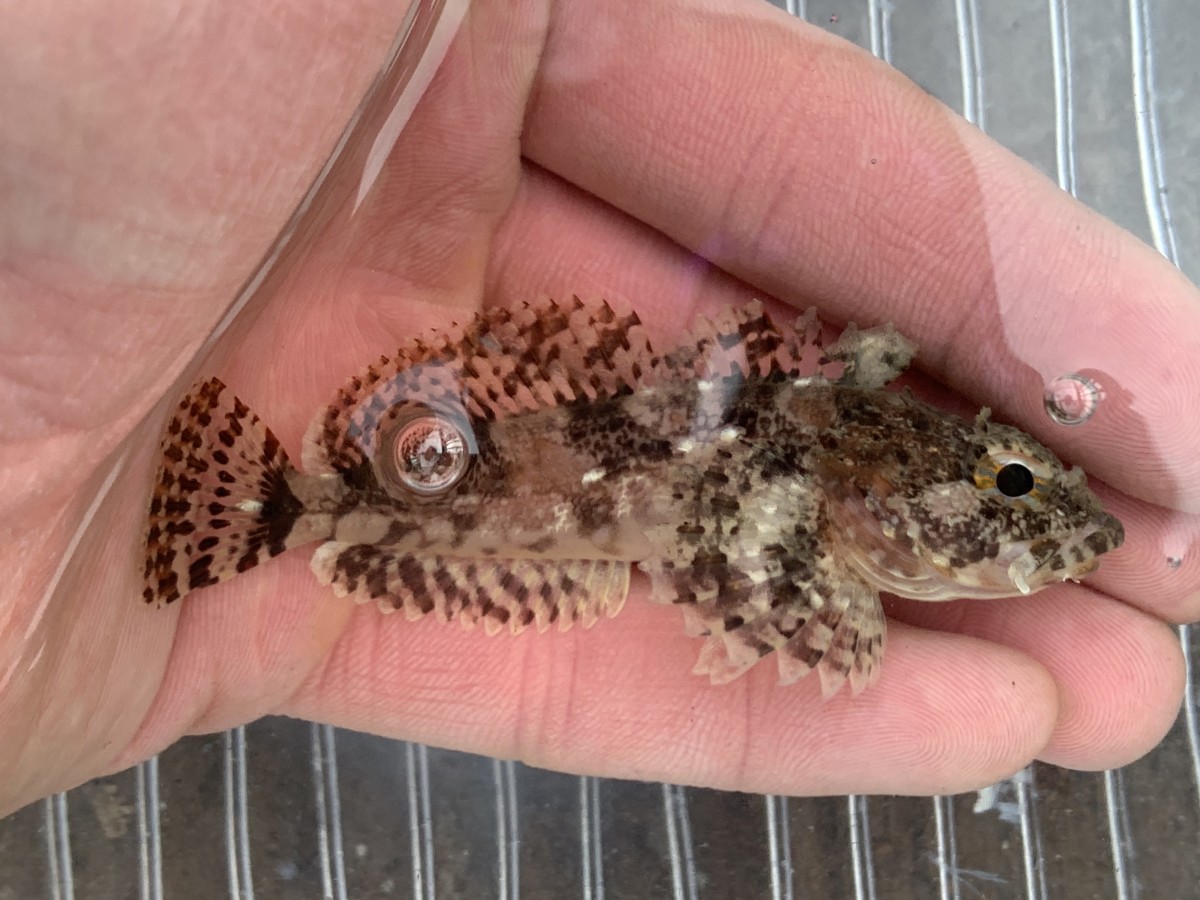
[143,378,306,605]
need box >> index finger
[523,0,1200,512]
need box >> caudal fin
[143,378,304,605]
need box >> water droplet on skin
[1167,556,1183,569]
[1044,373,1103,426]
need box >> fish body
[144,299,1123,695]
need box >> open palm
[3,0,1197,817]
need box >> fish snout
[1056,511,1126,582]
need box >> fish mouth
[1001,512,1125,595]
[839,512,1125,602]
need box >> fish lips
[1005,511,1125,594]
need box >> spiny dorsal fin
[659,300,823,380]
[310,542,630,634]
[661,301,915,393]
[820,320,917,389]
[302,297,655,474]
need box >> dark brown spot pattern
[142,378,306,605]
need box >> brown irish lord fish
[143,300,1123,696]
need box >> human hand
[3,0,1196,816]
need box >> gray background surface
[3,0,1199,897]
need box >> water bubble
[1167,556,1184,569]
[1043,373,1103,426]
[392,414,470,495]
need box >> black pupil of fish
[996,463,1035,498]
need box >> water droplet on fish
[388,412,471,495]
[1044,374,1103,426]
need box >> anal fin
[311,543,630,635]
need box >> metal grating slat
[135,757,163,900]
[493,758,521,900]
[310,724,348,900]
[662,784,699,900]
[867,0,893,62]
[1014,768,1049,900]
[405,742,436,900]
[954,0,986,129]
[847,794,877,900]
[932,795,962,900]
[579,776,606,900]
[1048,0,1078,196]
[1130,0,1181,264]
[223,727,254,900]
[42,794,74,900]
[764,794,794,900]
[1182,624,1200,811]
[1103,768,1138,900]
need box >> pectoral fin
[638,458,887,695]
[659,559,885,696]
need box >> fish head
[823,407,1124,602]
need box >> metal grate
[4,1,1198,897]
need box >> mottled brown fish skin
[143,299,1123,696]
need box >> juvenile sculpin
[143,299,1123,695]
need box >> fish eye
[973,448,1053,507]
[995,462,1035,498]
[379,407,473,497]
